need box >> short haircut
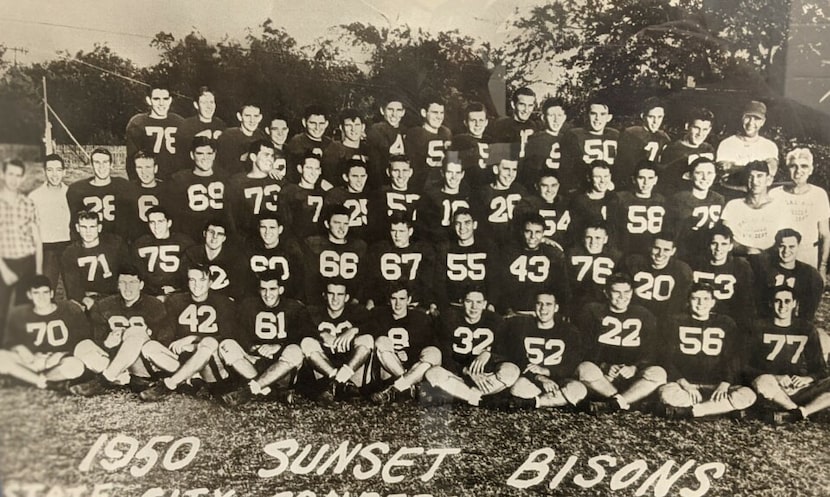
[257,211,281,225]
[388,211,414,228]
[633,160,658,177]
[689,281,715,297]
[191,136,217,152]
[324,277,350,294]
[775,228,802,245]
[3,159,25,173]
[379,94,405,108]
[196,86,214,99]
[118,264,142,279]
[587,99,609,112]
[464,102,487,118]
[43,154,65,168]
[708,222,734,242]
[786,147,813,167]
[145,205,170,220]
[133,150,156,163]
[641,97,664,115]
[203,217,228,233]
[541,97,566,115]
[248,139,275,156]
[652,231,676,246]
[420,93,444,110]
[522,213,546,229]
[343,158,368,174]
[584,221,609,234]
[339,108,363,125]
[304,104,327,121]
[463,283,488,300]
[687,107,714,125]
[536,169,561,185]
[452,207,476,223]
[187,263,212,279]
[689,156,716,172]
[606,273,633,289]
[324,204,351,222]
[267,114,289,127]
[76,209,100,224]
[90,148,112,162]
[771,285,795,300]
[146,82,170,96]
[27,274,53,292]
[589,160,612,175]
[238,102,261,113]
[388,155,410,168]
[512,86,536,104]
[386,280,410,297]
[257,269,283,285]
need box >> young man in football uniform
[472,143,528,246]
[285,105,333,184]
[615,98,670,190]
[561,101,619,190]
[406,95,452,191]
[576,274,666,413]
[658,283,756,419]
[424,286,520,406]
[485,87,538,159]
[176,86,226,171]
[216,102,266,176]
[61,210,130,311]
[657,108,715,194]
[324,159,373,241]
[720,161,787,255]
[769,147,830,271]
[126,83,184,181]
[321,109,367,188]
[246,213,305,302]
[664,156,724,261]
[566,222,622,317]
[266,114,290,157]
[301,279,374,401]
[366,96,407,190]
[28,154,71,290]
[368,155,420,239]
[502,291,587,409]
[370,283,441,403]
[748,287,829,424]
[225,139,284,244]
[416,154,471,244]
[451,102,490,188]
[71,267,175,396]
[513,170,572,249]
[521,98,569,191]
[716,100,780,193]
[131,152,168,239]
[139,264,238,401]
[279,152,328,240]
[132,206,195,299]
[303,205,368,305]
[67,147,139,242]
[218,270,310,405]
[568,161,615,247]
[183,219,247,301]
[0,275,86,389]
[608,161,666,255]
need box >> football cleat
[70,377,113,397]
[338,382,361,400]
[661,405,694,420]
[129,376,153,393]
[371,385,398,404]
[770,409,805,425]
[47,380,73,394]
[272,388,295,406]
[139,382,173,402]
[221,386,252,406]
[318,380,337,404]
[588,400,620,415]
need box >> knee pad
[197,336,219,353]
[576,361,603,383]
[218,339,245,364]
[419,346,442,367]
[72,339,109,372]
[641,365,667,385]
[279,344,304,369]
[300,337,323,356]
[375,336,394,353]
[59,356,86,379]
[496,362,521,387]
[752,374,778,399]
[730,386,757,410]
[562,380,588,405]
[353,334,374,350]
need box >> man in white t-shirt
[28,154,71,288]
[716,101,779,193]
[720,161,786,255]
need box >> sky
[0,0,529,66]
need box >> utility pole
[6,46,29,67]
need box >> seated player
[406,95,452,191]
[576,274,666,413]
[566,222,622,317]
[513,170,572,249]
[365,212,436,312]
[139,264,238,401]
[368,156,421,239]
[608,161,666,255]
[132,206,195,299]
[225,139,283,244]
[658,283,756,419]
[615,97,670,190]
[324,159,373,241]
[497,213,569,316]
[246,213,305,301]
[424,286,519,406]
[71,267,175,396]
[502,291,587,409]
[370,283,441,403]
[520,98,568,191]
[61,210,130,311]
[0,275,86,389]
[303,205,368,305]
[747,287,829,424]
[665,156,724,261]
[416,154,471,243]
[183,219,248,301]
[279,152,328,240]
[301,279,374,402]
[472,143,528,246]
[218,271,310,405]
[657,107,715,195]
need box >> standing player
[769,147,830,271]
[748,287,829,424]
[472,143,528,246]
[285,105,333,183]
[370,283,441,403]
[561,101,619,190]
[576,274,666,413]
[132,207,195,299]
[266,114,290,156]
[664,157,724,261]
[451,102,490,188]
[567,161,615,247]
[716,100,780,192]
[424,286,520,406]
[658,283,756,419]
[301,279,374,401]
[28,154,69,293]
[615,98,670,189]
[176,86,226,171]
[321,109,367,187]
[485,87,539,159]
[657,108,715,194]
[365,96,407,190]
[513,171,572,249]
[608,161,666,255]
[61,210,130,311]
[216,102,266,176]
[131,152,168,239]
[368,156,420,239]
[183,219,248,301]
[225,139,283,243]
[0,275,86,389]
[415,155,470,243]
[566,222,622,317]
[246,213,306,301]
[279,152,327,240]
[623,233,693,323]
[502,291,587,409]
[66,147,139,242]
[521,98,569,191]
[324,159,373,241]
[125,83,184,181]
[406,96,452,191]
[218,271,310,405]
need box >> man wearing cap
[716,101,780,193]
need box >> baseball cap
[743,101,766,119]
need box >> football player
[485,87,538,159]
[769,147,830,271]
[406,95,452,191]
[566,222,622,317]
[301,279,374,402]
[218,270,310,405]
[131,152,168,238]
[561,100,619,189]
[657,283,756,419]
[266,114,290,156]
[424,286,520,406]
[748,287,829,424]
[183,219,248,301]
[285,105,333,184]
[139,264,238,401]
[576,274,666,413]
[451,102,490,188]
[321,108,367,188]
[615,98,670,190]
[720,161,787,255]
[368,155,421,239]
[521,98,569,191]
[28,154,71,290]
[125,83,184,181]
[370,283,441,403]
[0,275,86,389]
[716,100,780,193]
[664,156,724,261]
[215,102,266,176]
[568,161,615,247]
[472,143,528,247]
[657,107,715,194]
[246,213,305,301]
[415,154,471,243]
[502,291,587,409]
[175,86,226,171]
[132,206,195,299]
[324,159,373,241]
[513,170,572,249]
[278,152,328,240]
[608,161,666,255]
[61,210,130,311]
[225,139,284,244]
[71,267,176,396]
[66,147,139,242]
[365,95,407,190]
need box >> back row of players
[3,86,829,423]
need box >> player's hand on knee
[712,382,729,402]
[618,365,636,379]
[539,377,559,395]
[791,375,813,389]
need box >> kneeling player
[657,283,756,419]
[0,275,87,389]
[748,287,829,424]
[72,267,175,396]
[424,286,520,406]
[576,274,667,413]
[301,279,374,401]
[370,283,441,403]
[218,271,309,405]
[503,291,587,409]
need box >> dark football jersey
[665,190,724,262]
[365,122,406,190]
[567,193,613,248]
[89,293,170,346]
[225,173,287,241]
[472,183,529,246]
[368,186,421,241]
[164,292,237,344]
[365,240,435,307]
[615,125,670,190]
[436,307,506,374]
[657,141,715,195]
[415,188,471,243]
[307,304,369,358]
[405,125,452,190]
[435,238,497,309]
[751,254,824,322]
[561,127,619,188]
[61,234,130,301]
[303,236,368,304]
[485,116,539,158]
[321,140,367,187]
[513,194,572,247]
[577,302,658,368]
[370,306,435,367]
[624,255,693,322]
[215,127,267,176]
[497,244,570,314]
[183,243,249,301]
[132,232,195,295]
[451,133,492,188]
[67,178,140,242]
[133,182,170,239]
[285,134,332,183]
[608,192,667,255]
[662,313,741,384]
[237,296,311,350]
[126,113,185,181]
[746,318,826,379]
[566,245,622,316]
[4,302,90,353]
[324,187,373,241]
[499,315,583,379]
[691,256,755,323]
[164,170,229,243]
[521,130,569,191]
[278,183,326,240]
[246,238,306,301]
[175,116,227,171]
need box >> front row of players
[3,265,829,424]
